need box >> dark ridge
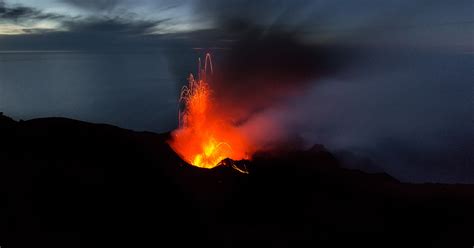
[0,114,472,248]
[0,112,16,128]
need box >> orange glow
[168,53,253,169]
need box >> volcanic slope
[0,115,472,248]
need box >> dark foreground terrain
[0,114,472,248]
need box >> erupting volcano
[168,53,253,169]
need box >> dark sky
[0,0,471,50]
[0,0,472,183]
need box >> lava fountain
[168,53,254,169]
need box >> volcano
[0,113,472,248]
[168,53,253,169]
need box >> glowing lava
[168,53,253,169]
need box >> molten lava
[168,53,253,169]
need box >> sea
[0,50,198,132]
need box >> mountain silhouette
[0,115,472,248]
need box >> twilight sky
[0,0,472,51]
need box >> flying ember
[168,53,253,169]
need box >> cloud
[0,14,189,51]
[63,17,165,35]
[0,0,63,22]
[0,0,66,34]
[210,27,350,123]
[60,0,123,11]
[0,0,175,48]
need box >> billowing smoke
[185,0,473,183]
[189,1,353,151]
[211,29,348,127]
[210,33,350,152]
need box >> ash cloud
[211,28,349,122]
[192,0,474,183]
[190,0,354,148]
[191,0,354,123]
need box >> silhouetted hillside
[0,115,472,248]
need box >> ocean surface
[0,51,195,132]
